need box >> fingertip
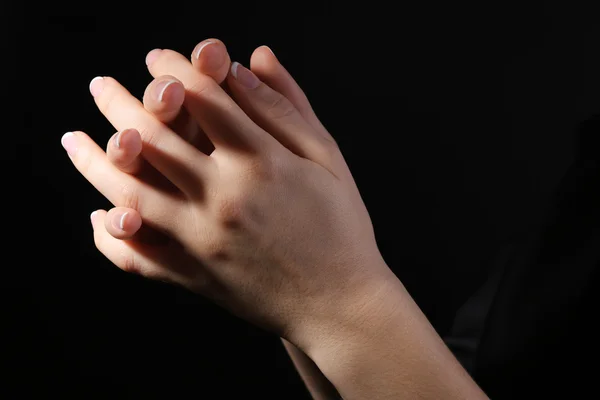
[194,40,215,60]
[143,76,185,123]
[259,45,277,59]
[107,129,143,174]
[117,128,142,152]
[146,48,162,66]
[122,211,143,236]
[90,209,107,227]
[192,38,230,84]
[229,61,261,89]
[90,210,98,225]
[89,76,105,97]
[250,45,280,74]
[157,80,179,102]
[105,208,142,240]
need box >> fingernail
[231,62,260,89]
[61,132,78,156]
[146,48,162,66]
[113,212,129,231]
[114,129,130,148]
[89,76,104,97]
[154,79,178,102]
[90,211,99,224]
[264,45,276,59]
[113,131,122,148]
[194,40,214,59]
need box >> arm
[294,263,489,400]
[281,338,341,400]
[77,39,487,399]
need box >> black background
[3,5,600,399]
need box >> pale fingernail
[114,131,122,148]
[146,48,162,66]
[154,79,178,102]
[194,40,215,59]
[61,132,77,156]
[113,212,129,231]
[264,45,276,58]
[90,211,99,224]
[89,76,104,97]
[115,128,136,148]
[231,62,260,89]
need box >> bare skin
[62,39,489,399]
[104,40,339,398]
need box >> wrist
[291,256,403,360]
[301,263,408,365]
[295,261,488,399]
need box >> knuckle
[266,93,296,120]
[243,155,276,182]
[136,126,162,150]
[119,182,141,211]
[121,251,140,275]
[202,229,231,262]
[324,134,340,150]
[188,78,212,99]
[214,196,244,229]
[317,137,341,160]
[270,152,295,178]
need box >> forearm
[281,338,341,400]
[297,265,489,400]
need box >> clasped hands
[62,39,396,356]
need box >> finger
[106,128,144,174]
[227,62,342,175]
[190,39,231,152]
[144,39,233,147]
[145,49,276,155]
[191,39,232,85]
[89,76,213,196]
[250,46,334,143]
[62,130,183,232]
[90,209,206,288]
[104,207,143,240]
[142,76,185,126]
[142,75,214,154]
[103,204,170,246]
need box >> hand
[63,43,392,350]
[141,39,230,156]
[103,39,230,243]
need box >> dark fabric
[444,114,600,397]
[473,116,600,398]
[444,241,512,373]
[443,123,600,397]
